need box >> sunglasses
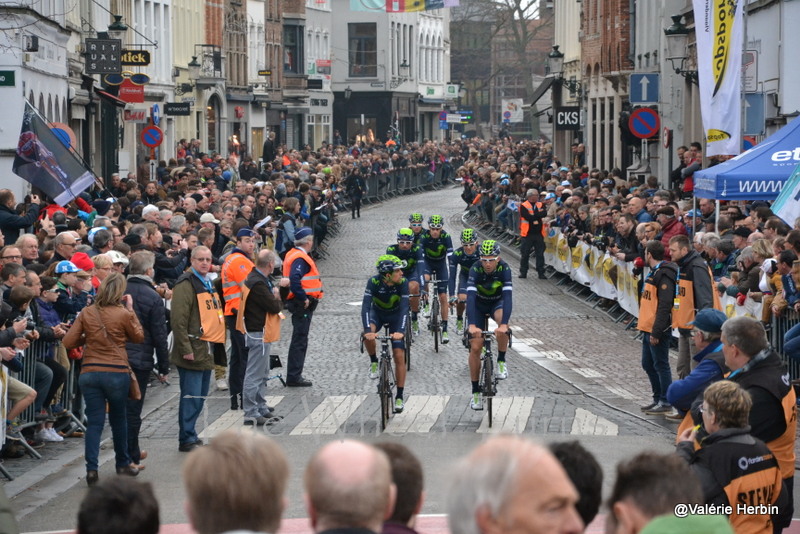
[398,240,413,245]
[480,257,498,263]
[429,225,443,230]
[410,223,422,227]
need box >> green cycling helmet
[409,213,424,223]
[376,254,406,273]
[480,240,500,256]
[461,228,476,244]
[397,228,415,242]
[428,215,444,228]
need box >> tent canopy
[694,116,800,200]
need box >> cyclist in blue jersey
[362,255,409,413]
[386,228,425,336]
[420,214,454,343]
[467,240,512,410]
[408,213,426,245]
[449,228,480,335]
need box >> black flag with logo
[12,102,95,206]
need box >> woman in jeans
[63,272,144,486]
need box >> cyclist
[448,228,480,334]
[386,228,425,336]
[408,213,426,245]
[362,254,409,413]
[467,240,512,410]
[419,214,453,343]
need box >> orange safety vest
[672,265,722,329]
[519,201,544,237]
[637,277,659,334]
[283,247,324,300]
[221,251,254,316]
[768,388,797,480]
[197,290,226,343]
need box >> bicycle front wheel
[405,320,412,370]
[379,360,391,431]
[431,300,440,353]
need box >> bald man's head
[305,440,396,533]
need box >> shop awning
[529,78,554,107]
[93,88,127,108]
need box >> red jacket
[660,218,688,260]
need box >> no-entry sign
[629,108,660,139]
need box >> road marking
[477,396,535,433]
[604,385,638,400]
[571,407,619,435]
[520,337,542,345]
[542,350,569,361]
[514,338,546,360]
[291,395,367,435]
[199,396,284,438]
[573,367,604,378]
[347,301,362,306]
[385,395,449,433]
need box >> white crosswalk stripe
[477,396,535,434]
[570,407,619,436]
[290,395,367,435]
[385,395,450,433]
[199,396,284,439]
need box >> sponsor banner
[693,0,744,156]
[501,98,524,123]
[771,163,800,226]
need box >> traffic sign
[151,104,160,126]
[438,111,448,121]
[0,71,15,87]
[663,127,671,149]
[628,107,660,139]
[630,73,659,104]
[744,93,765,135]
[140,125,164,148]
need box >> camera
[15,317,35,331]
[592,237,610,253]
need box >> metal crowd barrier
[358,158,462,206]
[770,309,800,379]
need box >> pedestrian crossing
[197,394,624,438]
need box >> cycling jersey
[419,231,453,263]
[362,275,409,350]
[386,243,425,282]
[466,259,513,326]
[411,228,426,245]
[448,246,480,295]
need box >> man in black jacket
[241,249,287,425]
[124,250,170,466]
[0,190,39,246]
[721,316,796,531]
[637,240,678,415]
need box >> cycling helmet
[397,228,415,242]
[409,213,424,223]
[428,214,444,228]
[479,240,500,256]
[461,228,476,244]
[376,254,406,274]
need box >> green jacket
[169,271,216,371]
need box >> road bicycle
[426,276,443,352]
[473,320,512,428]
[361,326,396,431]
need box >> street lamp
[107,15,128,41]
[664,15,698,85]
[344,86,352,100]
[188,55,201,80]
[547,45,582,98]
[175,57,202,95]
[399,59,410,79]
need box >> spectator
[656,206,687,260]
[124,251,170,468]
[76,478,159,534]
[549,441,603,529]
[447,435,582,534]
[721,316,796,530]
[606,452,703,533]
[305,440,395,534]
[170,246,223,452]
[676,380,786,533]
[183,430,289,534]
[0,190,40,245]
[669,234,719,379]
[62,272,144,486]
[518,189,546,279]
[375,442,425,534]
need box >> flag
[771,163,800,226]
[12,103,95,206]
[425,0,445,9]
[693,0,744,156]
